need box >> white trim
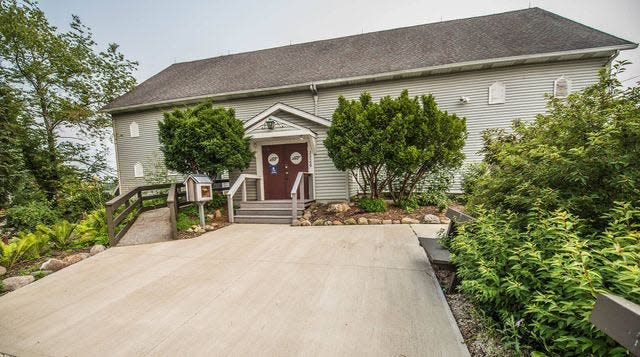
[249,129,317,140]
[244,102,331,129]
[103,44,635,113]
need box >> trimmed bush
[398,195,419,213]
[357,197,386,212]
[5,201,58,231]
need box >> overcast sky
[41,0,640,85]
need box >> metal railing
[225,174,262,223]
[290,172,314,224]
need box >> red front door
[262,143,309,200]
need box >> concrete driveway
[0,224,468,357]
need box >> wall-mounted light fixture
[265,118,276,130]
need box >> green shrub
[398,195,419,213]
[357,197,386,212]
[467,64,640,230]
[56,180,108,221]
[6,201,58,231]
[461,162,488,202]
[417,191,449,210]
[205,191,226,209]
[0,232,48,268]
[450,203,640,355]
[75,208,109,247]
[415,169,451,210]
[176,211,199,231]
[36,220,79,250]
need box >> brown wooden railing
[105,183,175,246]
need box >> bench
[590,293,640,355]
[418,207,474,292]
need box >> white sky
[39,0,640,174]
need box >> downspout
[309,83,318,115]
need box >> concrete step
[236,208,304,217]
[233,215,294,224]
[239,200,314,209]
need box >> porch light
[266,118,276,130]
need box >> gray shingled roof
[105,7,635,111]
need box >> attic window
[134,162,144,178]
[554,76,571,98]
[129,121,140,137]
[488,82,506,104]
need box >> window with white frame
[554,76,571,98]
[488,82,506,104]
[133,162,144,178]
[129,121,140,137]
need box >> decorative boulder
[312,219,325,226]
[422,214,441,224]
[344,218,357,225]
[302,211,312,220]
[324,220,333,226]
[0,265,6,276]
[63,254,87,266]
[300,220,311,226]
[2,275,34,291]
[327,202,350,213]
[357,217,369,225]
[332,220,343,225]
[382,219,392,225]
[401,217,420,224]
[90,244,106,256]
[392,220,401,224]
[213,209,222,218]
[204,225,215,231]
[368,218,382,225]
[40,258,66,271]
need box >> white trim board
[244,102,331,130]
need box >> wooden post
[291,192,297,225]
[197,202,206,227]
[241,181,247,202]
[106,203,115,246]
[227,193,234,223]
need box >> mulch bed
[176,215,231,240]
[307,202,448,223]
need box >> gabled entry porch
[226,103,332,224]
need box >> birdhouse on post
[183,174,213,226]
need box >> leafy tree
[0,84,24,207]
[158,102,253,177]
[0,0,137,199]
[467,62,640,229]
[325,90,467,203]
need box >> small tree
[325,90,467,204]
[158,102,253,177]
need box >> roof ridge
[173,7,539,66]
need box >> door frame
[253,136,316,200]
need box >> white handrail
[290,172,313,224]
[225,174,262,223]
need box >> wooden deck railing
[105,183,175,246]
[225,174,262,223]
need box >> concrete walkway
[0,224,468,357]
[117,207,172,246]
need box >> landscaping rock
[344,218,357,225]
[327,202,350,213]
[213,209,222,218]
[401,217,420,224]
[368,218,382,225]
[63,253,87,266]
[206,213,215,220]
[392,220,401,224]
[382,219,392,225]
[332,220,343,225]
[2,275,34,291]
[422,214,441,224]
[204,225,215,231]
[186,228,194,233]
[90,244,106,256]
[440,217,450,224]
[324,220,333,226]
[195,227,206,234]
[300,220,311,226]
[40,258,66,271]
[357,217,369,225]
[0,265,6,276]
[302,211,312,220]
[312,219,325,226]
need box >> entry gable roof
[244,103,331,131]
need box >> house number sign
[290,152,302,165]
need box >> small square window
[129,121,140,137]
